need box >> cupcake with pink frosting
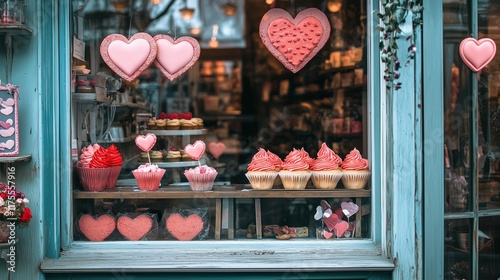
[245,148,279,190]
[184,165,218,191]
[278,148,312,190]
[76,144,111,192]
[340,148,370,189]
[267,150,283,186]
[310,143,343,189]
[132,163,166,191]
[106,145,123,189]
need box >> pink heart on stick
[323,213,339,232]
[135,133,157,152]
[459,38,496,72]
[341,201,359,219]
[334,221,349,238]
[154,35,201,81]
[185,140,206,161]
[323,230,333,239]
[208,142,226,159]
[100,33,157,82]
[259,8,331,73]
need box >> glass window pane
[445,219,472,280]
[479,216,500,279]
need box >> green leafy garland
[375,0,423,90]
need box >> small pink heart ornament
[100,33,157,82]
[341,201,359,219]
[185,140,206,161]
[207,142,226,160]
[323,213,339,232]
[334,221,349,238]
[135,133,157,152]
[154,35,201,81]
[259,8,331,73]
[323,230,333,239]
[459,38,496,72]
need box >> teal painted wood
[44,271,392,280]
[422,1,444,279]
[384,8,420,280]
[58,0,72,252]
[40,0,61,259]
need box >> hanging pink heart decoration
[185,140,206,161]
[135,133,157,152]
[459,37,496,72]
[207,142,226,160]
[154,35,201,81]
[100,33,157,82]
[259,8,331,73]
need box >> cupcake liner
[106,165,122,189]
[311,171,343,189]
[185,172,218,191]
[278,171,311,190]
[77,167,111,192]
[132,169,166,191]
[341,170,371,189]
[245,172,278,190]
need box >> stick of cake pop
[208,141,226,164]
[135,133,157,165]
[184,140,206,167]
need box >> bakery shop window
[70,0,371,242]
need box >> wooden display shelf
[0,24,32,35]
[143,129,207,136]
[0,155,31,163]
[73,185,371,199]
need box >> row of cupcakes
[245,143,370,190]
[140,148,194,163]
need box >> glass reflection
[444,219,472,280]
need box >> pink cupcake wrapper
[311,172,343,189]
[278,172,312,190]
[106,165,122,189]
[77,167,111,192]
[132,169,166,191]
[245,173,278,190]
[184,172,218,191]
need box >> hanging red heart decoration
[259,8,331,73]
[100,33,157,82]
[459,38,496,72]
[154,35,201,81]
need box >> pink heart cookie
[135,133,157,152]
[323,213,339,231]
[117,214,153,241]
[208,142,226,159]
[100,33,157,82]
[334,220,349,238]
[166,213,204,241]
[259,8,331,73]
[459,38,496,72]
[154,35,201,81]
[184,140,206,161]
[78,214,116,242]
[323,230,333,239]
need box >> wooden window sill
[41,240,394,273]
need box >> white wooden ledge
[41,240,394,273]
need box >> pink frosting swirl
[341,148,369,170]
[135,163,162,173]
[184,165,217,175]
[247,148,276,172]
[78,144,101,168]
[310,143,342,171]
[267,150,283,169]
[281,148,310,171]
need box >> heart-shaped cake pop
[334,220,349,238]
[78,214,116,242]
[184,140,206,161]
[459,38,496,72]
[341,201,359,219]
[323,230,333,239]
[166,213,204,241]
[117,214,153,241]
[135,133,157,152]
[208,142,226,160]
[100,33,157,82]
[154,35,201,81]
[259,8,331,73]
[323,213,339,232]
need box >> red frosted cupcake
[184,165,218,191]
[278,148,312,190]
[132,163,166,191]
[340,148,370,189]
[106,145,123,189]
[267,150,283,186]
[76,144,110,192]
[310,143,343,189]
[245,148,279,190]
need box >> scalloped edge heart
[100,33,157,82]
[259,8,331,73]
[135,133,157,152]
[459,37,496,72]
[153,35,201,81]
